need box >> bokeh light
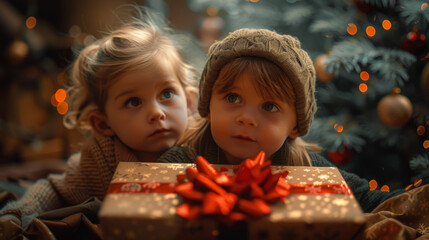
[369,179,378,191]
[417,125,426,135]
[347,23,357,35]
[424,140,429,148]
[382,20,391,30]
[380,185,390,192]
[359,83,368,93]
[57,102,68,115]
[26,16,37,29]
[360,71,369,81]
[55,89,67,103]
[51,94,59,107]
[414,178,422,187]
[366,26,376,37]
[422,3,428,10]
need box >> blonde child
[159,28,405,212]
[0,6,197,234]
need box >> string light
[359,83,368,93]
[366,26,376,38]
[380,185,390,192]
[417,125,426,135]
[55,89,67,103]
[382,20,391,30]
[26,16,37,29]
[57,102,68,115]
[51,94,59,107]
[369,179,377,191]
[422,3,428,10]
[424,140,429,148]
[347,23,357,35]
[360,71,369,81]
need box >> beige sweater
[0,134,139,229]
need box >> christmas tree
[185,0,429,191]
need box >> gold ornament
[421,62,429,99]
[377,88,413,128]
[314,54,334,83]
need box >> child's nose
[148,103,166,122]
[236,110,258,128]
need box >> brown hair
[179,57,320,165]
[63,6,196,136]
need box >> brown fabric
[199,28,316,136]
[362,184,429,240]
[0,193,102,240]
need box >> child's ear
[185,87,198,116]
[88,111,115,136]
[289,126,300,139]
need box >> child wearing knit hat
[159,28,405,212]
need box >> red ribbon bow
[175,151,290,221]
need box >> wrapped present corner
[99,153,365,240]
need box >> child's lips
[233,135,256,142]
[149,128,170,137]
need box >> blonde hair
[63,6,196,136]
[179,57,320,165]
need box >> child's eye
[225,93,241,103]
[125,97,142,108]
[161,89,174,100]
[262,102,279,112]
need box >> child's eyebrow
[114,89,135,101]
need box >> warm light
[206,6,218,17]
[55,89,67,103]
[347,23,357,35]
[366,26,376,37]
[336,125,343,133]
[369,179,377,191]
[57,102,68,115]
[380,185,390,192]
[360,71,369,81]
[26,16,37,29]
[248,0,260,2]
[382,20,391,30]
[417,125,426,135]
[405,184,413,191]
[424,140,429,148]
[359,83,368,93]
[51,94,59,107]
[422,3,428,10]
[334,123,338,129]
[414,178,422,187]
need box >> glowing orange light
[26,16,37,29]
[417,125,426,135]
[405,184,413,191]
[382,20,391,30]
[366,26,376,38]
[380,185,390,192]
[347,23,357,35]
[359,83,368,93]
[414,178,422,187]
[55,89,67,103]
[360,71,369,81]
[369,179,378,191]
[422,3,428,10]
[334,123,338,129]
[57,102,68,115]
[424,140,429,148]
[336,125,343,133]
[51,94,59,107]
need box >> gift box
[99,159,365,240]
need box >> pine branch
[397,0,429,29]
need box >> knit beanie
[198,28,316,136]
